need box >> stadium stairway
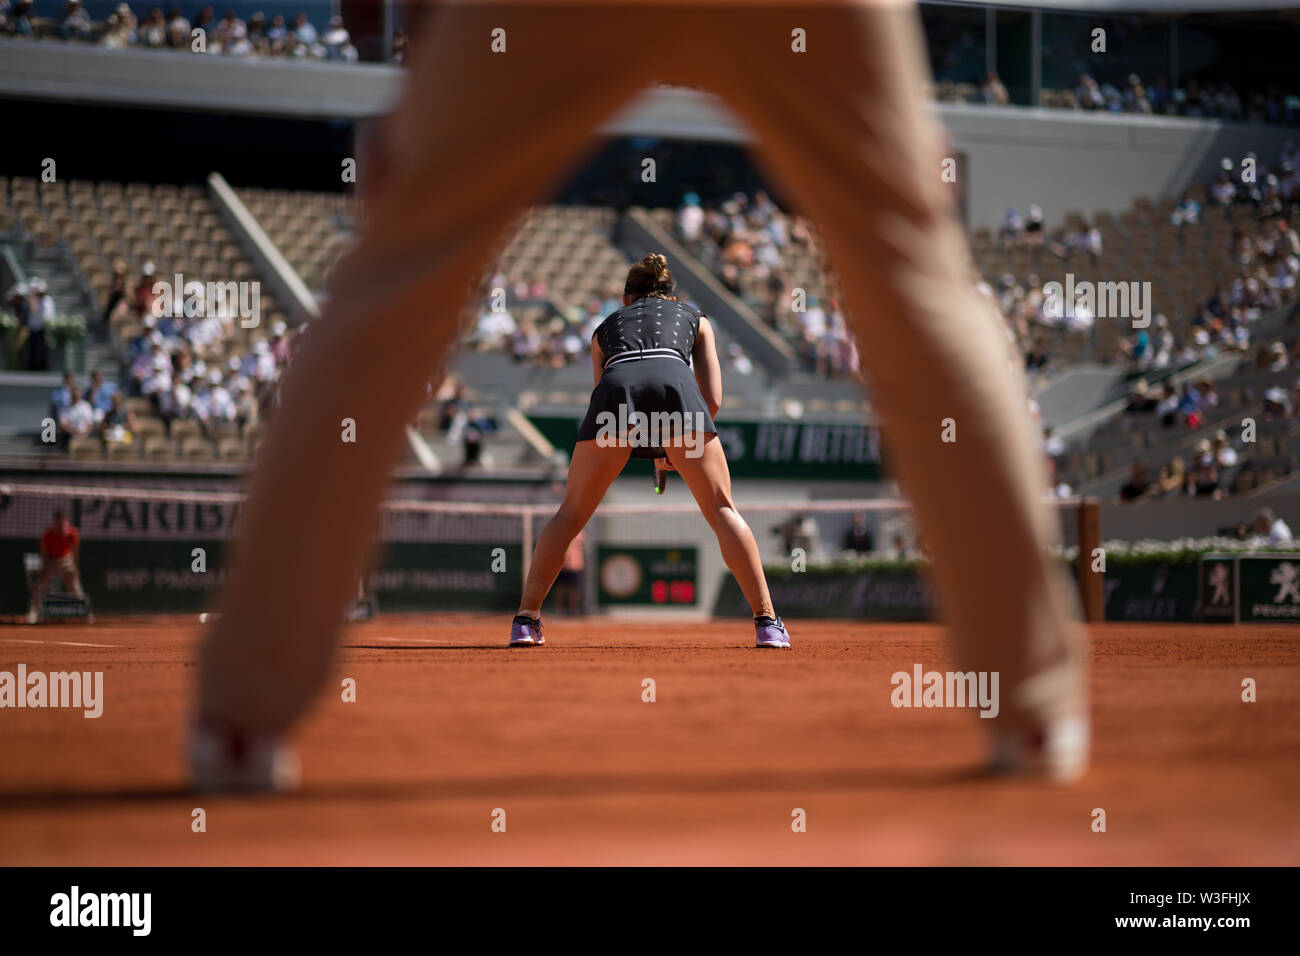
[612,206,867,417]
[214,183,563,472]
[1053,299,1300,443]
[1052,306,1300,499]
[23,244,116,374]
[617,207,796,376]
[0,234,115,453]
[1034,365,1130,430]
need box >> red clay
[0,617,1296,865]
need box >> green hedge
[768,539,1300,576]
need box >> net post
[1076,497,1104,622]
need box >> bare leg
[666,435,774,619]
[28,564,53,613]
[518,440,629,617]
[197,3,658,735]
[696,3,1085,731]
[61,570,84,598]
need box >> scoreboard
[597,547,698,607]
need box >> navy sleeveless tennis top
[593,297,702,370]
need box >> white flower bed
[1053,537,1300,563]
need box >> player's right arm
[692,317,722,419]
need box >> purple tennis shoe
[754,615,791,649]
[509,614,545,647]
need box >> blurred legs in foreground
[195,1,1086,789]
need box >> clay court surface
[0,617,1296,866]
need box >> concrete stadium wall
[1061,493,1300,549]
[0,38,399,118]
[938,105,1298,231]
[2,39,1293,230]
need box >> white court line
[0,638,120,648]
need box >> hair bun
[625,252,675,299]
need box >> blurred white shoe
[988,714,1090,783]
[188,721,301,794]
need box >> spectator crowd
[674,190,859,378]
[463,269,759,380]
[932,69,1297,127]
[1,2,359,60]
[109,260,295,446]
[991,145,1300,384]
[6,3,1293,124]
[48,368,135,446]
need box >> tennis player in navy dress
[509,254,790,649]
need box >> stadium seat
[144,437,177,462]
[181,437,216,462]
[67,437,103,460]
[132,418,165,442]
[107,440,143,461]
[207,421,240,442]
[170,420,201,443]
[216,436,248,461]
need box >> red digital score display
[650,579,696,604]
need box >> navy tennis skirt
[575,356,716,459]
